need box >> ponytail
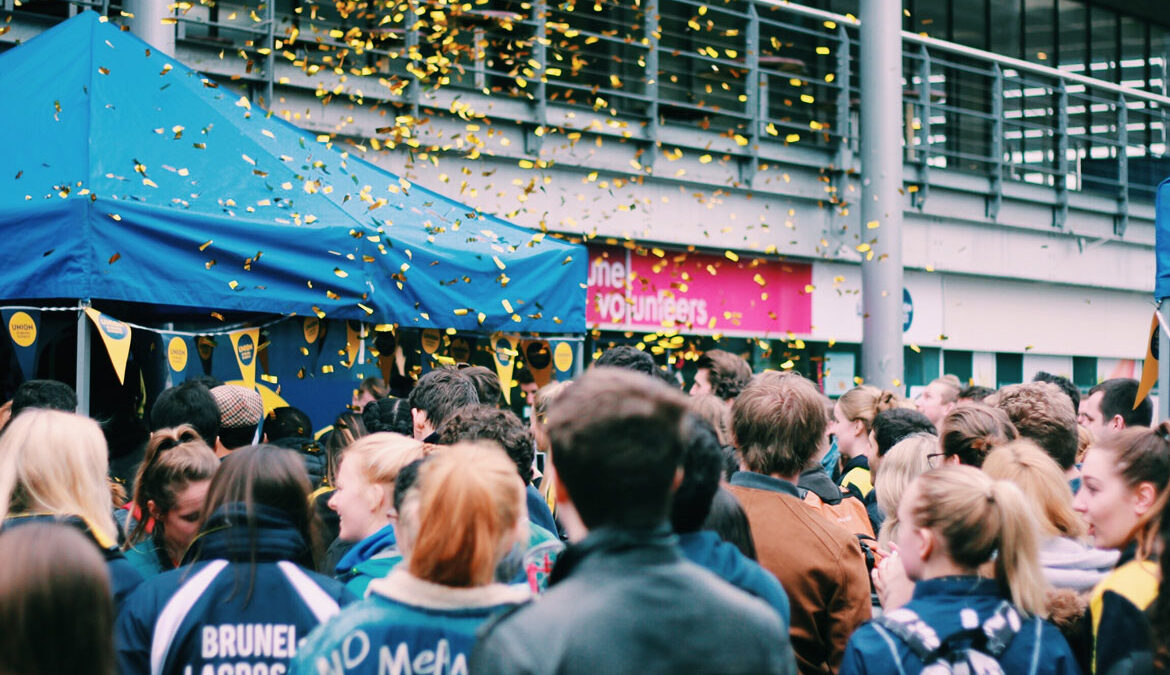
[408,443,524,588]
[126,425,218,547]
[911,466,1048,617]
[987,480,1048,616]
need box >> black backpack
[872,600,1038,674]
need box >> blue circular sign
[902,288,913,333]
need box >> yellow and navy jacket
[839,456,873,501]
[1087,549,1158,674]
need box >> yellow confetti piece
[733,134,749,146]
[699,154,713,164]
[866,220,880,229]
[518,159,535,169]
[815,46,830,55]
[322,365,334,374]
[108,213,122,222]
[454,308,469,316]
[724,250,739,262]
[493,256,506,270]
[199,240,213,251]
[142,178,158,188]
[780,360,795,370]
[765,123,778,136]
[910,344,921,353]
[477,313,486,325]
[856,243,871,253]
[228,280,239,289]
[236,96,251,110]
[334,268,349,278]
[785,134,800,143]
[502,299,514,313]
[98,66,110,75]
[358,303,374,316]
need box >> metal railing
[6,0,1168,231]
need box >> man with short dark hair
[472,368,794,675]
[1080,377,1152,443]
[690,349,752,402]
[591,344,655,375]
[209,384,264,457]
[458,365,503,408]
[150,381,219,447]
[673,414,790,625]
[407,368,479,442]
[728,371,870,675]
[11,379,76,417]
[870,407,936,464]
[266,406,325,488]
[989,382,1079,474]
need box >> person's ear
[412,408,427,432]
[147,499,162,521]
[916,526,935,562]
[1110,415,1126,432]
[1134,481,1159,516]
[368,484,387,515]
[944,454,961,466]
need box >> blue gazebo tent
[0,11,585,332]
[0,12,585,412]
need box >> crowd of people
[1,348,1168,674]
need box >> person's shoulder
[676,559,785,631]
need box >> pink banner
[586,245,812,336]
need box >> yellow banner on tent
[492,333,519,405]
[1136,311,1160,410]
[229,327,260,390]
[84,308,132,385]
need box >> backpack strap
[978,601,1023,658]
[876,601,1024,668]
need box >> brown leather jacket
[729,472,872,675]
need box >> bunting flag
[1136,310,1160,410]
[550,338,577,382]
[523,340,554,387]
[345,320,363,368]
[229,327,260,390]
[161,333,192,384]
[2,308,40,380]
[85,308,132,385]
[492,333,519,404]
[419,328,442,374]
[196,336,216,375]
[449,336,474,364]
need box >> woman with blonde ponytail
[1072,421,1170,674]
[841,466,1078,674]
[291,443,531,675]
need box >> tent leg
[76,304,91,416]
[573,339,585,377]
[1160,307,1169,423]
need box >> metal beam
[76,303,91,416]
[858,0,904,391]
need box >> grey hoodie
[1040,536,1120,593]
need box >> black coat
[471,525,796,675]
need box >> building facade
[4,0,1167,392]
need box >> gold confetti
[228,280,239,289]
[699,154,713,164]
[856,243,872,253]
[492,256,506,270]
[108,252,121,264]
[199,240,213,251]
[502,299,514,313]
[98,66,110,75]
[866,220,880,229]
[454,308,469,316]
[724,250,739,262]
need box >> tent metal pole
[1159,303,1168,423]
[76,302,92,416]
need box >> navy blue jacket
[840,576,1080,675]
[5,514,142,610]
[291,568,530,674]
[526,484,559,538]
[115,504,354,675]
[677,530,791,627]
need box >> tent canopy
[0,12,585,333]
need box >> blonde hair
[909,465,1049,616]
[409,443,525,587]
[533,382,570,429]
[339,432,426,494]
[0,410,118,547]
[982,439,1085,539]
[688,393,732,447]
[837,385,901,433]
[876,434,933,548]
